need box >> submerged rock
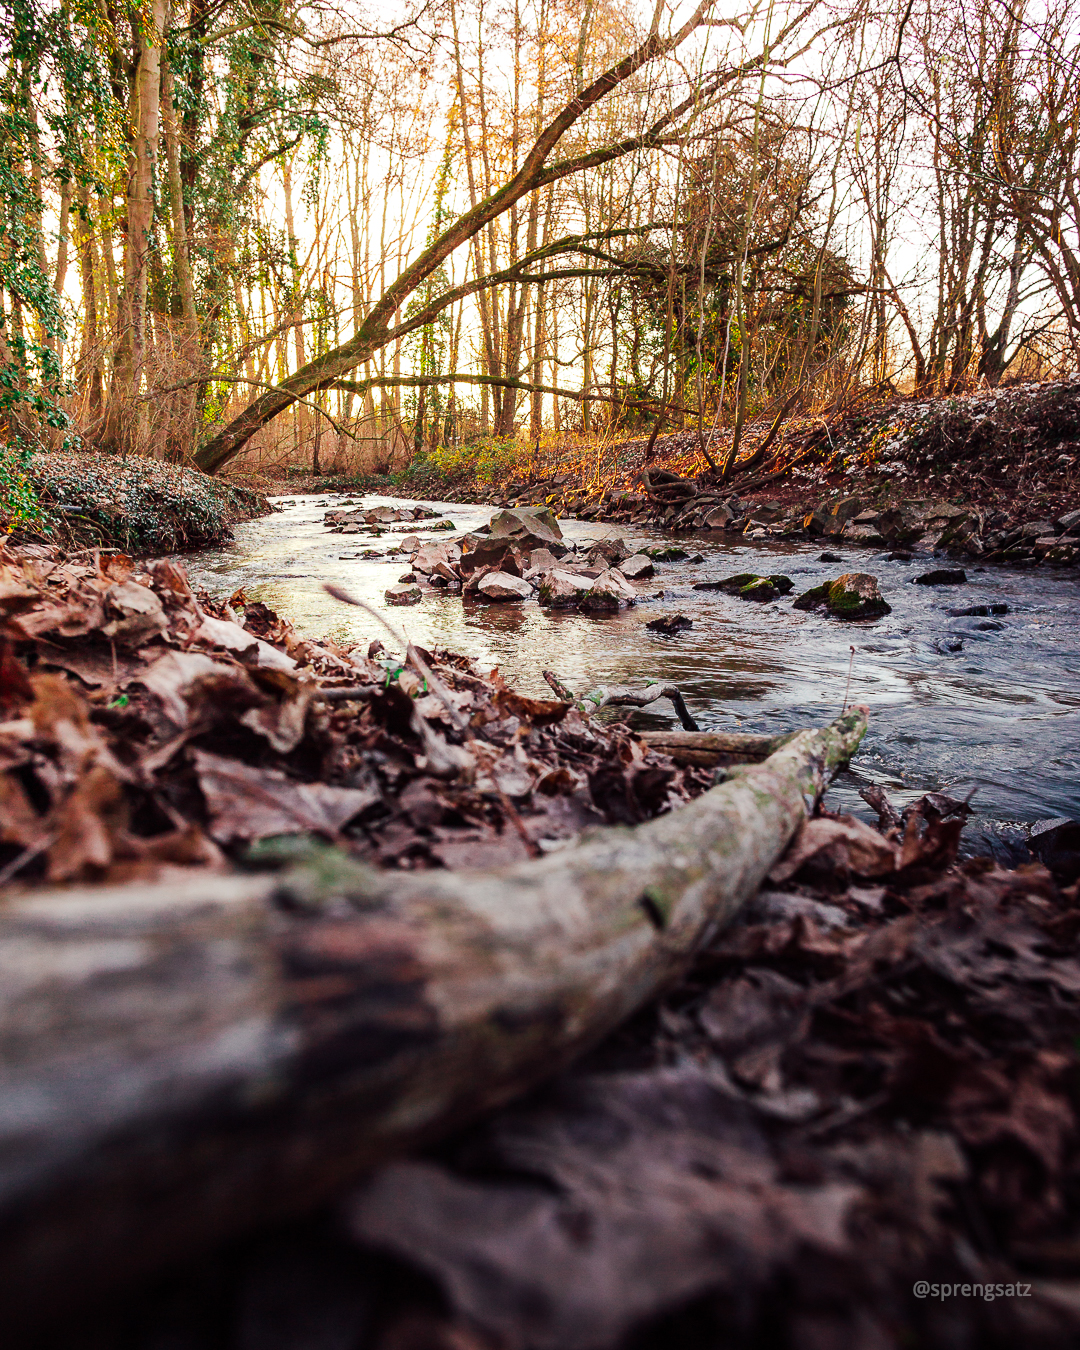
[581,568,637,611]
[914,568,967,586]
[385,583,422,606]
[644,546,689,561]
[646,613,692,635]
[694,572,794,601]
[794,573,891,620]
[948,603,1008,617]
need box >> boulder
[1056,508,1080,533]
[620,554,655,580]
[399,534,420,553]
[1028,818,1080,883]
[644,546,689,562]
[794,573,891,620]
[702,504,734,529]
[528,547,559,572]
[586,537,632,566]
[646,613,692,634]
[580,568,637,611]
[458,536,525,577]
[488,506,564,552]
[477,571,532,602]
[818,552,843,563]
[913,568,967,586]
[538,570,593,607]
[948,603,1008,617]
[385,584,422,606]
[694,573,794,601]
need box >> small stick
[324,584,470,736]
[543,669,576,701]
[841,645,855,714]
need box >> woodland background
[3,0,1080,491]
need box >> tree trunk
[0,711,865,1328]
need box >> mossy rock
[793,573,890,620]
[645,546,689,561]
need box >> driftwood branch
[0,708,866,1328]
[637,729,795,766]
[542,671,700,730]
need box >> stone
[1055,508,1080,533]
[399,534,420,553]
[1028,818,1080,883]
[1020,519,1056,539]
[818,552,843,563]
[748,501,785,524]
[645,546,689,562]
[580,568,637,611]
[843,523,884,545]
[488,506,564,550]
[458,536,524,576]
[397,571,417,583]
[794,573,891,620]
[385,584,422,606]
[586,537,631,566]
[694,573,793,600]
[646,613,692,634]
[913,568,967,586]
[948,603,1008,617]
[477,571,532,601]
[528,548,558,572]
[538,569,593,607]
[702,504,734,529]
[620,554,655,580]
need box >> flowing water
[185,492,1080,856]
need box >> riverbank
[4,538,1079,1350]
[243,377,1080,571]
[3,451,268,554]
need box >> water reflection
[183,491,1080,828]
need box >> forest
[3,0,1080,491]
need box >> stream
[185,492,1080,860]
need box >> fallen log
[0,707,866,1330]
[638,728,794,766]
[543,670,700,730]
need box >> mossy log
[637,729,796,766]
[0,708,867,1329]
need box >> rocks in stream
[620,554,655,580]
[646,613,692,635]
[914,568,967,586]
[694,572,794,602]
[793,573,891,620]
[384,583,422,605]
[477,571,532,601]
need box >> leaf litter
[4,539,1080,1350]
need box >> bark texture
[0,708,866,1328]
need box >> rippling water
[184,493,1080,844]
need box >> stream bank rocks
[694,572,794,602]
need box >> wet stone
[385,583,422,606]
[620,554,655,580]
[914,568,967,586]
[646,613,692,635]
[476,572,532,602]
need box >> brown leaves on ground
[0,540,710,890]
[331,823,1080,1350]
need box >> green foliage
[0,442,47,531]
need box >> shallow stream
[185,493,1080,857]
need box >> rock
[818,552,843,563]
[693,573,793,601]
[385,584,422,606]
[399,534,420,553]
[913,568,967,586]
[843,523,884,545]
[644,546,689,561]
[794,573,891,620]
[747,501,785,524]
[537,570,594,607]
[1020,519,1056,539]
[886,550,913,561]
[646,613,692,634]
[397,571,417,583]
[619,554,655,580]
[948,603,1008,616]
[458,536,525,576]
[1056,508,1080,533]
[1044,542,1078,564]
[528,548,558,572]
[488,506,564,552]
[877,508,923,546]
[810,495,863,538]
[586,537,631,566]
[580,568,637,611]
[477,571,532,602]
[702,504,733,529]
[1028,818,1080,883]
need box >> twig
[0,832,58,888]
[586,682,700,732]
[543,670,577,701]
[842,645,855,713]
[324,584,470,736]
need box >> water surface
[185,493,1080,847]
